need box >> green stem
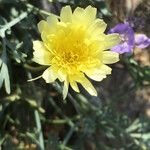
[27,72,45,150]
[63,127,74,145]
[60,127,75,150]
[26,3,59,18]
[34,110,45,150]
[24,64,47,72]
[27,75,42,82]
[46,115,81,124]
[0,12,29,38]
[48,97,74,127]
[53,82,81,114]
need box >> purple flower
[108,23,135,54]
[135,34,150,49]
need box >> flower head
[33,6,120,99]
[108,23,135,54]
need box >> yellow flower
[33,6,120,99]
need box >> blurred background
[0,0,150,150]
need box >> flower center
[49,25,92,73]
[56,41,88,73]
[61,51,79,64]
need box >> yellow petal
[38,20,49,33]
[73,7,84,17]
[85,68,107,81]
[38,21,54,43]
[84,6,96,25]
[104,33,121,49]
[47,13,58,27]
[70,80,79,93]
[103,51,119,64]
[63,79,69,100]
[38,15,58,35]
[87,73,106,81]
[73,6,96,26]
[33,41,52,65]
[79,77,97,96]
[100,64,112,74]
[72,7,84,23]
[42,67,57,83]
[60,6,72,22]
[88,19,107,37]
[57,68,67,82]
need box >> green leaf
[0,63,4,88]
[0,62,10,94]
[126,119,141,133]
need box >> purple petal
[108,23,133,35]
[135,34,150,49]
[111,42,133,54]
